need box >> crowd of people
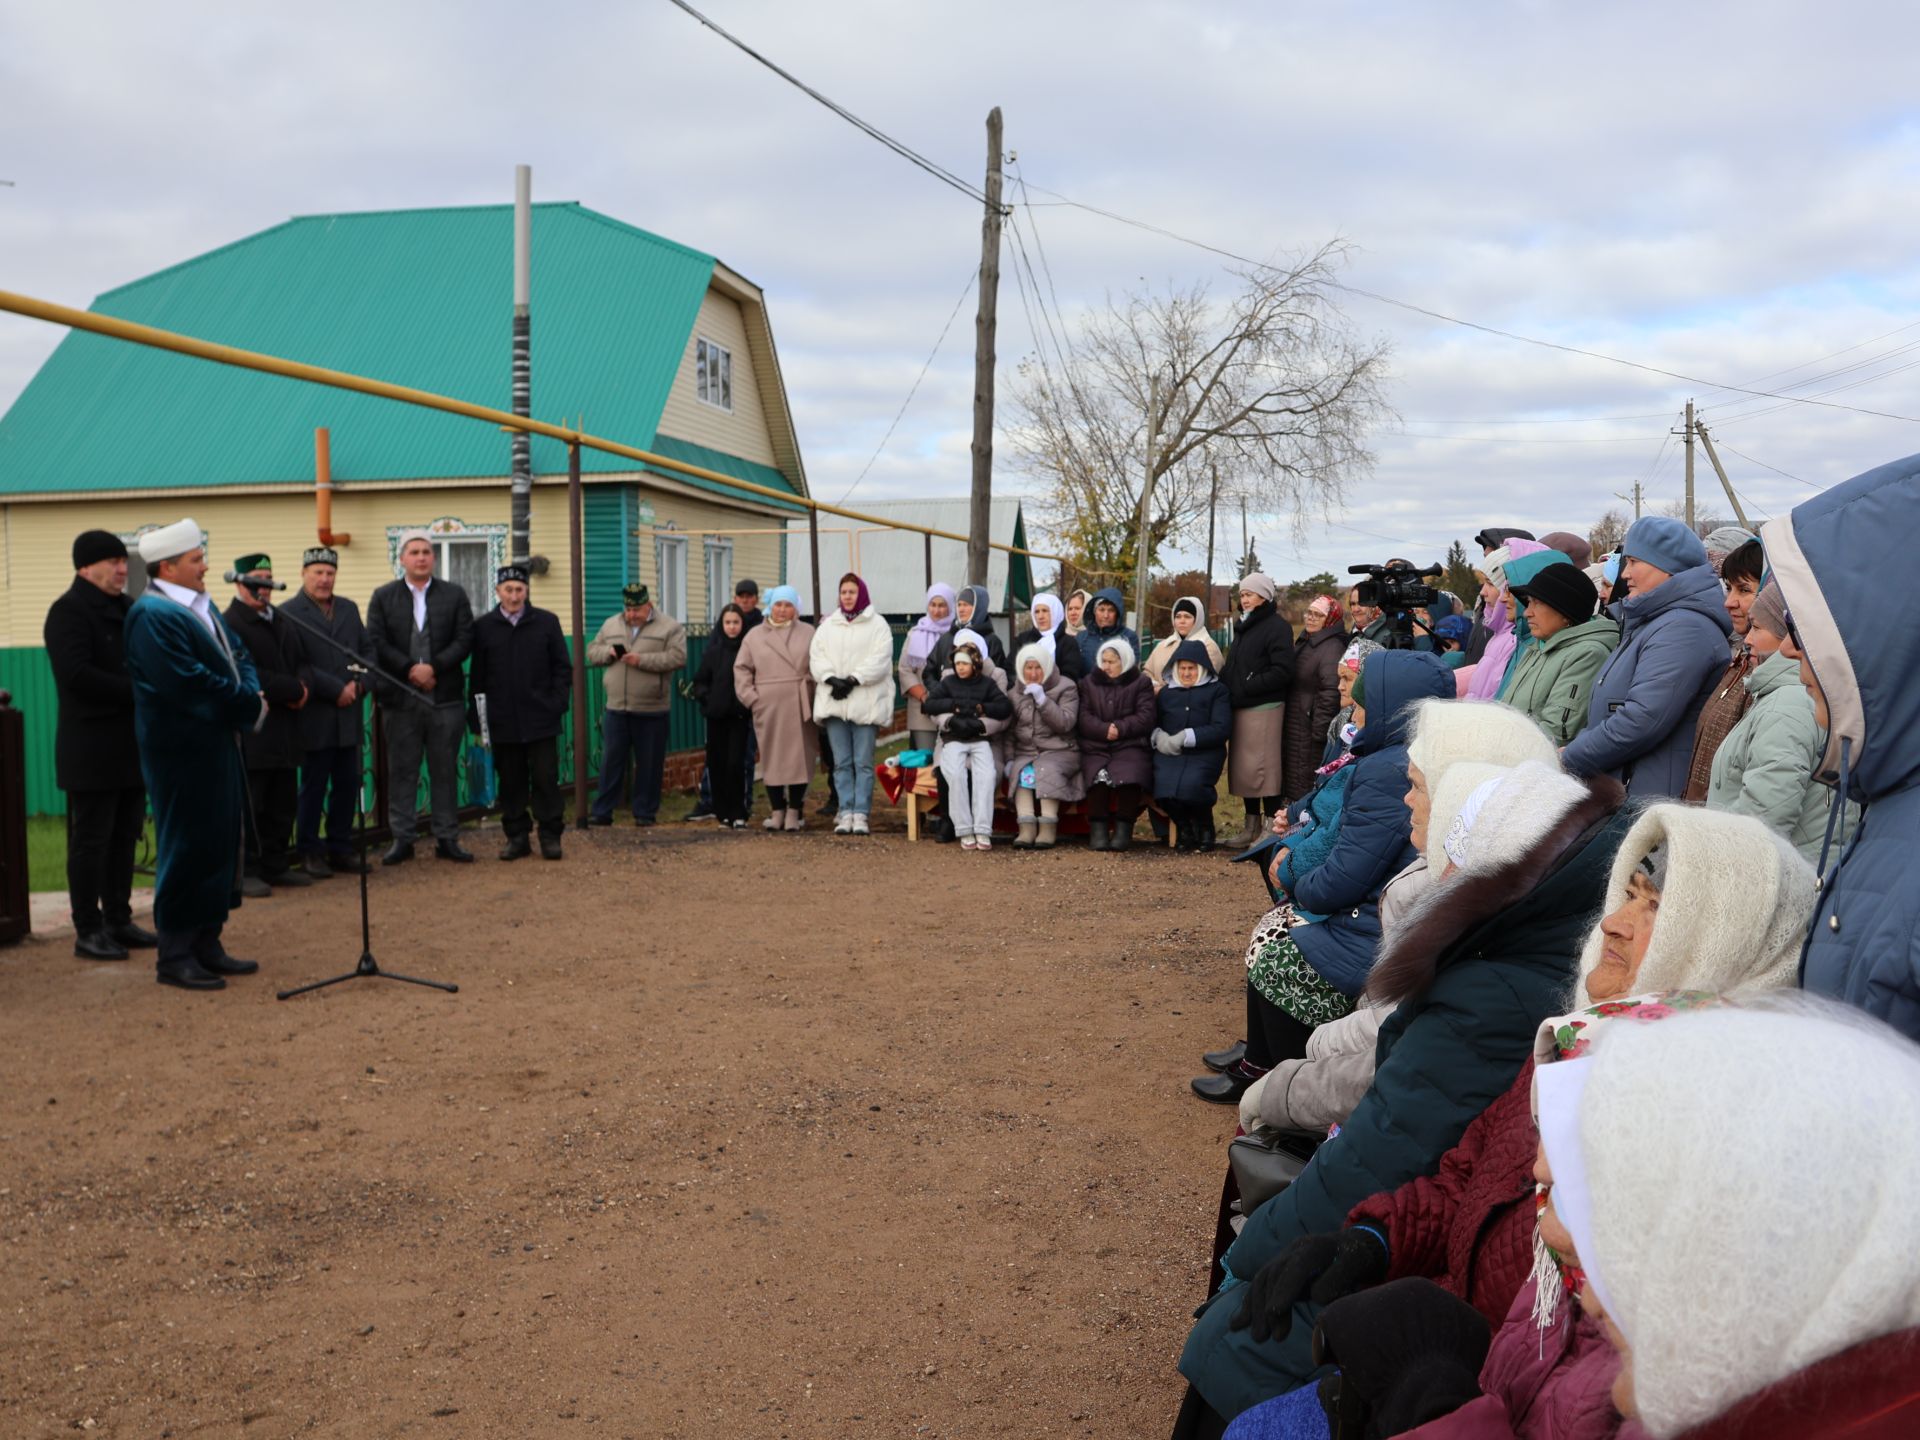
[1164,452,1920,1439]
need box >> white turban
[137,518,204,564]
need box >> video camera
[1347,561,1443,614]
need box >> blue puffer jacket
[1285,651,1453,996]
[1560,562,1732,797]
[1076,586,1140,677]
[1764,451,1920,1042]
[1151,644,1233,805]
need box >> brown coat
[734,620,818,786]
[1281,625,1350,802]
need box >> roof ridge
[285,200,583,221]
[96,216,308,303]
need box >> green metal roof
[0,202,802,504]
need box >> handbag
[1228,1128,1324,1215]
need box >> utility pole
[1615,482,1645,521]
[1240,496,1249,572]
[966,107,1004,590]
[1130,374,1163,634]
[1203,450,1219,594]
[1681,399,1696,532]
[510,164,533,566]
[1693,421,1751,530]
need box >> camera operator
[224,554,313,893]
[1347,561,1446,651]
[280,546,374,877]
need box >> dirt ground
[1,811,1260,1438]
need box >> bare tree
[1589,507,1631,555]
[1657,500,1729,541]
[1009,244,1392,603]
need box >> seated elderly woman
[1198,802,1819,1440]
[1300,1000,1920,1440]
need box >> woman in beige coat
[734,585,817,831]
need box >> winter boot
[1035,818,1058,849]
[1110,817,1135,851]
[1014,818,1037,849]
[1087,818,1111,852]
[763,808,788,832]
[1199,817,1217,852]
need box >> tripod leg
[275,970,367,1001]
[375,970,460,994]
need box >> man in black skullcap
[222,553,314,892]
[44,529,156,961]
[280,546,375,876]
[468,565,573,860]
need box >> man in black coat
[365,530,476,864]
[279,546,375,877]
[44,530,156,961]
[468,565,573,861]
[223,554,313,893]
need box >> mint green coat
[1500,615,1620,745]
[1707,651,1859,864]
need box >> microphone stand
[262,592,457,1001]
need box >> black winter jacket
[1010,628,1085,680]
[467,605,573,745]
[1221,601,1296,709]
[225,598,311,771]
[921,668,1012,740]
[44,576,143,793]
[692,632,750,721]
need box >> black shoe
[1202,1040,1248,1072]
[330,853,371,875]
[302,854,334,879]
[381,841,415,866]
[685,807,714,822]
[157,960,225,991]
[499,835,533,862]
[266,868,315,889]
[539,835,564,860]
[1111,820,1135,852]
[240,875,272,899]
[197,951,259,976]
[1087,819,1111,852]
[634,815,657,828]
[1176,819,1201,852]
[74,929,129,961]
[435,838,475,863]
[934,816,957,844]
[107,921,158,950]
[1190,1061,1265,1104]
[1199,821,1217,853]
[587,813,614,828]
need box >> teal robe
[123,592,261,934]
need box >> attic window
[696,338,732,411]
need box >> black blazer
[278,590,373,751]
[366,576,475,708]
[43,576,142,793]
[467,605,573,745]
[224,598,312,771]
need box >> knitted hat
[1702,525,1759,575]
[137,518,203,564]
[1427,759,1584,872]
[1440,771,1504,869]
[1238,572,1276,603]
[1474,526,1535,551]
[1538,531,1594,569]
[1172,595,1205,625]
[72,530,126,568]
[1510,561,1598,626]
[1748,578,1789,639]
[1621,515,1709,575]
[1095,636,1136,673]
[1347,664,1366,710]
[1012,641,1054,683]
[1571,1005,1920,1437]
[1405,696,1559,794]
[1571,803,1817,1008]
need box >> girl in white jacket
[809,572,897,835]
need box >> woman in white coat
[809,571,898,835]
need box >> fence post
[0,690,30,944]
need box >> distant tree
[1657,500,1728,541]
[1285,571,1342,601]
[1234,537,1263,579]
[1589,508,1631,555]
[1442,539,1478,603]
[1144,568,1216,637]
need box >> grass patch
[25,814,159,895]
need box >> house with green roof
[0,200,810,651]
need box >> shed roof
[0,202,805,507]
[784,497,1033,615]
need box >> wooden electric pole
[966,107,1004,590]
[1682,399,1696,531]
[1131,374,1163,634]
[1615,481,1645,520]
[1694,421,1751,530]
[1204,452,1220,594]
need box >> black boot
[1175,817,1199,852]
[499,834,533,861]
[1201,1039,1248,1072]
[1087,818,1111,852]
[1110,817,1135,852]
[539,834,564,861]
[1190,1058,1268,1104]
[1199,818,1217,852]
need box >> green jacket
[1500,615,1620,744]
[1707,651,1859,864]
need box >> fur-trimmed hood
[1368,772,1627,1003]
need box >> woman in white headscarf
[898,583,956,755]
[1010,592,1084,680]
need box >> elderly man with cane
[122,519,266,991]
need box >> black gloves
[826,676,857,700]
[946,716,985,740]
[1230,1227,1389,1344]
[1313,1278,1491,1439]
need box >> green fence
[3,621,915,818]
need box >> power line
[1386,430,1669,446]
[1015,179,1920,425]
[834,269,977,505]
[664,0,992,207]
[1714,441,1822,490]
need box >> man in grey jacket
[585,583,687,826]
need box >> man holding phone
[585,583,686,826]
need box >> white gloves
[1182,727,1197,749]
[1239,1069,1272,1134]
[1024,682,1047,703]
[1151,728,1183,756]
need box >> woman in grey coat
[1004,641,1084,849]
[1561,515,1732,798]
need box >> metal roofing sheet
[784,497,1029,614]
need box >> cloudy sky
[5,0,1919,580]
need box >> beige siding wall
[630,487,785,626]
[655,288,779,467]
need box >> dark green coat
[124,592,263,935]
[1178,777,1630,1419]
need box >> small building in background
[783,497,1035,630]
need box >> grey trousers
[384,701,466,844]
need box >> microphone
[224,570,287,591]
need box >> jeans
[297,743,361,858]
[821,718,877,816]
[939,741,997,838]
[384,701,467,844]
[65,785,144,932]
[596,709,669,821]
